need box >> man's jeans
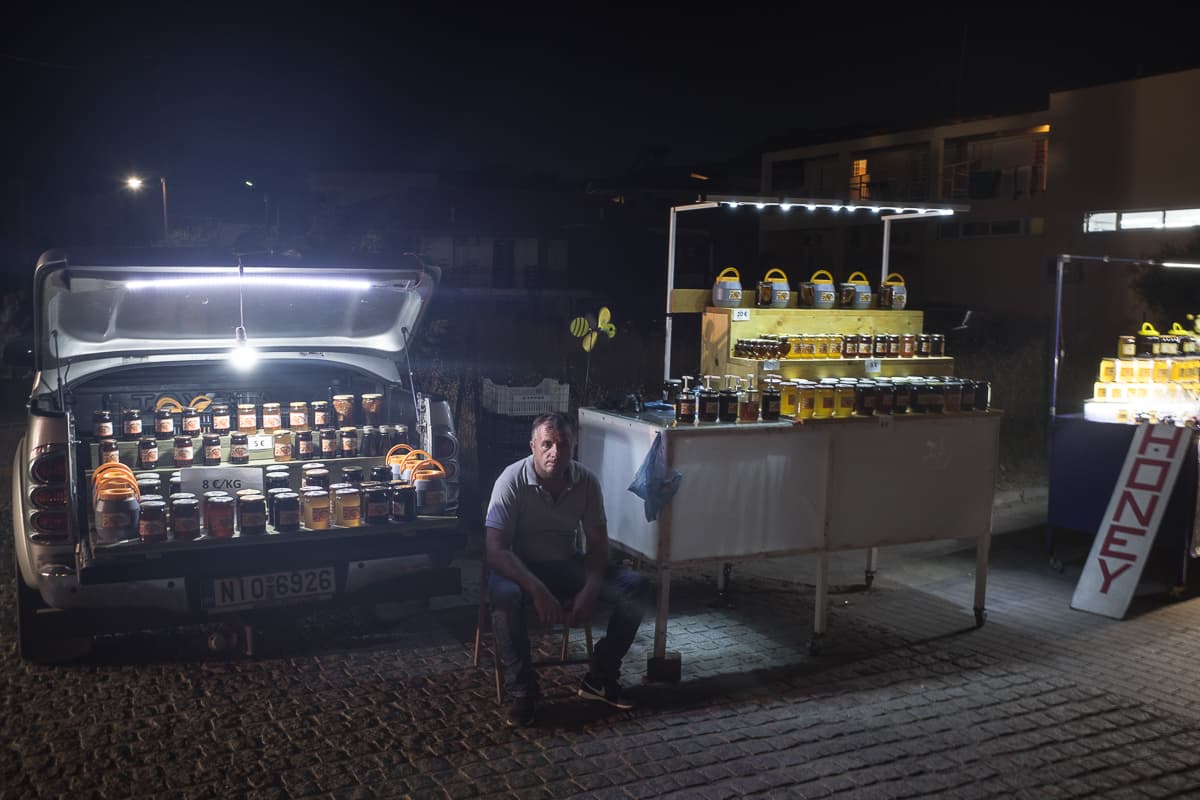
[488,556,644,699]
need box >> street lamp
[125,174,169,241]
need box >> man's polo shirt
[485,456,607,562]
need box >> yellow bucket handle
[809,269,834,283]
[1139,322,1161,335]
[846,271,871,285]
[411,458,447,479]
[97,476,140,500]
[92,462,135,490]
[1170,322,1188,335]
[715,267,741,281]
[883,272,906,286]
[762,268,789,283]
[385,443,414,464]
[397,449,433,473]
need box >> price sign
[763,359,780,370]
[732,309,751,322]
[864,358,882,374]
[180,467,263,496]
[248,434,273,451]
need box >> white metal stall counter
[579,406,1001,682]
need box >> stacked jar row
[90,393,386,441]
[101,425,407,470]
[733,332,946,361]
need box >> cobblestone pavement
[6,487,1200,799]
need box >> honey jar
[794,380,816,420]
[311,401,331,428]
[122,409,143,440]
[206,495,236,538]
[138,500,167,543]
[261,403,282,434]
[93,409,114,439]
[237,403,258,434]
[814,380,837,419]
[288,401,309,432]
[173,435,194,467]
[138,437,159,469]
[842,334,859,359]
[155,408,175,439]
[99,438,120,464]
[171,497,200,542]
[339,427,359,458]
[182,406,201,435]
[238,494,267,536]
[274,492,301,532]
[229,433,250,465]
[302,490,331,530]
[210,404,231,434]
[334,487,361,527]
[202,433,222,466]
[273,430,293,462]
[296,430,315,460]
[320,429,338,459]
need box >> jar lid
[184,406,198,414]
[302,463,326,471]
[156,408,173,416]
[203,490,230,498]
[173,498,199,510]
[273,429,292,436]
[140,500,166,511]
[236,488,261,497]
[174,435,192,445]
[208,495,235,506]
[302,489,329,498]
[335,487,360,496]
[169,492,197,501]
[140,494,165,503]
[94,409,111,417]
[123,408,141,416]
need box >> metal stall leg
[646,563,681,683]
[712,562,735,608]
[809,552,829,656]
[864,548,879,588]
[974,530,991,628]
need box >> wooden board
[713,356,956,382]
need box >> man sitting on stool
[486,411,644,727]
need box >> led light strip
[126,276,374,291]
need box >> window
[1084,207,1200,233]
[849,159,870,200]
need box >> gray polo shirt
[485,456,607,562]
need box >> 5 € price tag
[864,358,882,374]
[248,434,273,451]
[732,309,751,322]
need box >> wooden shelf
[721,356,955,382]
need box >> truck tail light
[30,511,70,543]
[30,445,67,483]
[30,485,69,509]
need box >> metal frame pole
[665,206,678,382]
[1046,255,1066,557]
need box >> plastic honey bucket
[711,267,743,308]
[392,448,433,482]
[410,459,448,516]
[879,272,908,309]
[94,479,140,545]
[760,268,791,308]
[92,461,135,492]
[385,443,415,479]
[844,271,874,309]
[802,270,836,309]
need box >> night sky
[3,6,1199,219]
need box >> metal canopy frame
[664,193,969,379]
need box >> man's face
[531,423,573,481]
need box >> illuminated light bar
[126,276,374,291]
[1162,261,1200,269]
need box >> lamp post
[125,175,169,241]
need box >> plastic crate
[481,378,569,417]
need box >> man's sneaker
[505,694,537,728]
[578,673,636,710]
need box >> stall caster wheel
[864,570,876,589]
[973,608,987,628]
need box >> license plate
[211,567,335,611]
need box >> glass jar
[274,492,301,533]
[182,406,201,435]
[959,379,976,412]
[908,379,929,413]
[814,380,837,419]
[826,334,844,359]
[207,495,236,539]
[361,425,381,457]
[332,394,356,426]
[974,380,991,412]
[360,393,383,425]
[875,379,895,415]
[320,429,338,459]
[266,487,292,527]
[296,431,315,460]
[169,472,182,496]
[835,381,857,419]
[238,495,267,536]
[872,334,890,359]
[202,433,222,466]
[893,380,913,414]
[302,490,331,530]
[173,435,194,467]
[304,468,331,490]
[99,438,120,464]
[334,487,361,527]
[943,378,963,412]
[738,385,759,422]
[900,333,916,358]
[139,500,167,543]
[778,381,799,418]
[210,404,231,435]
[854,381,878,416]
[887,334,901,358]
[340,427,359,458]
[341,466,364,486]
[237,403,258,434]
[930,334,946,357]
[273,430,293,462]
[916,334,932,358]
[760,381,782,422]
[229,433,250,465]
[155,408,175,439]
[261,403,282,434]
[138,437,159,469]
[390,481,416,522]
[171,497,200,542]
[926,379,947,413]
[289,401,309,432]
[1117,334,1137,358]
[371,465,393,483]
[265,471,291,492]
[311,401,331,429]
[122,409,143,440]
[362,486,390,525]
[842,333,859,359]
[794,380,816,421]
[93,409,114,439]
[137,475,163,497]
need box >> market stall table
[579,406,1001,681]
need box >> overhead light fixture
[1162,261,1200,269]
[127,276,373,291]
[228,262,258,371]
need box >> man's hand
[531,583,567,625]
[568,582,600,627]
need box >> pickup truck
[12,249,463,661]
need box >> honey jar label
[339,506,360,522]
[175,518,199,536]
[263,414,282,429]
[241,511,265,529]
[139,520,165,539]
[157,420,173,434]
[174,446,193,461]
[274,443,293,459]
[309,506,330,524]
[278,509,300,527]
[212,415,230,431]
[183,418,200,432]
[141,447,158,464]
[367,501,388,519]
[100,512,131,528]
[124,421,143,435]
[314,411,329,426]
[102,450,120,464]
[299,441,314,456]
[231,444,249,459]
[290,412,307,427]
[95,422,114,437]
[238,414,257,429]
[205,445,221,461]
[322,443,337,456]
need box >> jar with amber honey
[334,487,361,527]
[261,403,282,434]
[237,403,258,434]
[302,490,331,530]
[273,430,293,462]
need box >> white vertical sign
[1071,424,1190,619]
